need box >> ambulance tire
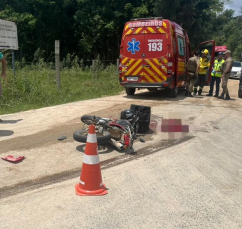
[238,90,242,98]
[126,87,136,95]
[169,87,178,98]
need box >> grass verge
[0,64,123,115]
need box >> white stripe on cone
[87,133,97,143]
[83,154,100,165]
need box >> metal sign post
[55,40,61,89]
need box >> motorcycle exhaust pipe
[109,139,124,151]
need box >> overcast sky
[224,0,242,16]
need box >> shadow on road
[76,144,115,154]
[0,119,23,124]
[123,89,187,101]
[76,142,137,155]
[0,130,14,137]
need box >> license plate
[127,77,138,81]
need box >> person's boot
[188,92,193,97]
[214,94,218,97]
[198,88,202,95]
[224,94,230,100]
[218,93,224,99]
[185,91,188,96]
[206,93,212,96]
[193,88,197,96]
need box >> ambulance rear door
[121,33,145,83]
[142,33,168,84]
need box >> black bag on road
[130,104,151,133]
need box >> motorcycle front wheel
[73,129,111,144]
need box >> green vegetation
[0,0,241,61]
[154,0,242,60]
[0,64,123,115]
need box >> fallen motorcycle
[73,110,140,151]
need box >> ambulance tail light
[119,56,122,74]
[119,63,122,73]
[167,57,174,74]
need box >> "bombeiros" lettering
[129,20,163,28]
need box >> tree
[154,0,225,48]
[0,0,241,61]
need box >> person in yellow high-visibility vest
[193,49,210,95]
[206,52,225,97]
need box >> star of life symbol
[127,38,140,54]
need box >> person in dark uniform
[218,50,234,100]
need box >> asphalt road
[0,79,242,228]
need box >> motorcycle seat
[108,123,126,130]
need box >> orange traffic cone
[75,125,108,196]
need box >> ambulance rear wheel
[126,87,136,95]
[238,90,242,98]
[169,87,178,98]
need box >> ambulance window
[177,37,185,56]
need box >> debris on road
[139,138,145,143]
[58,136,67,141]
[1,155,25,163]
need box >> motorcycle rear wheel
[73,129,111,144]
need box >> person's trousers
[194,74,206,91]
[189,78,196,92]
[209,76,221,95]
[186,73,197,93]
[221,73,230,95]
